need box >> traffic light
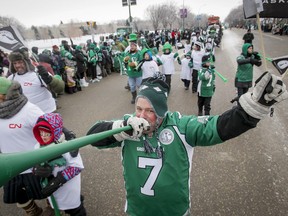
[122,0,128,6]
[92,21,97,29]
[130,0,136,5]
[122,0,136,6]
[86,21,96,27]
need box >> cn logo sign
[9,124,22,129]
[24,82,32,86]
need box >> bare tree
[145,4,162,31]
[160,5,170,30]
[225,5,246,27]
[0,16,27,38]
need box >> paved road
[1,29,288,216]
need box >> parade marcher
[31,46,40,62]
[184,39,192,54]
[123,33,142,104]
[159,42,179,88]
[32,113,86,216]
[243,28,254,44]
[52,45,65,76]
[191,41,205,93]
[87,43,101,83]
[137,48,160,82]
[64,66,77,94]
[197,55,216,116]
[178,51,193,90]
[75,45,89,87]
[38,53,55,76]
[7,48,64,113]
[233,43,262,102]
[60,41,76,69]
[100,42,113,77]
[205,37,216,62]
[86,74,288,216]
[0,77,45,215]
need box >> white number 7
[138,157,162,196]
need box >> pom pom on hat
[137,78,170,118]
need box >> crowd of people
[1,24,288,216]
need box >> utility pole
[122,0,136,26]
[180,1,187,31]
[182,0,184,30]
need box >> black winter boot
[131,91,137,104]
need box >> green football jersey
[107,112,223,216]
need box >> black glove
[37,65,52,84]
[250,58,262,66]
[252,51,259,56]
[210,65,215,69]
[41,172,67,197]
[33,163,53,178]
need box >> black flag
[0,26,27,52]
[243,0,288,19]
[271,56,288,75]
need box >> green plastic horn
[0,125,131,187]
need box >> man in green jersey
[87,72,287,216]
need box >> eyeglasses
[40,130,52,137]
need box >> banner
[0,26,27,52]
[271,56,288,75]
[243,0,288,19]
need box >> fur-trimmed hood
[8,48,35,74]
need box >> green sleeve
[48,77,65,94]
[178,115,223,147]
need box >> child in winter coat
[32,113,86,216]
[137,48,160,82]
[178,51,193,90]
[159,42,179,88]
[197,55,216,116]
[65,66,77,94]
[191,41,205,93]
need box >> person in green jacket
[197,55,216,116]
[123,33,143,104]
[87,73,287,216]
[234,43,262,100]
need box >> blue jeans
[128,77,142,92]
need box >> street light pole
[182,0,184,30]
[128,0,132,25]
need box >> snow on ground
[26,33,111,53]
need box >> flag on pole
[243,0,263,19]
[243,0,288,19]
[0,26,27,52]
[271,56,288,75]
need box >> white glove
[239,72,288,119]
[112,117,150,141]
[204,71,211,79]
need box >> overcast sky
[2,0,242,27]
